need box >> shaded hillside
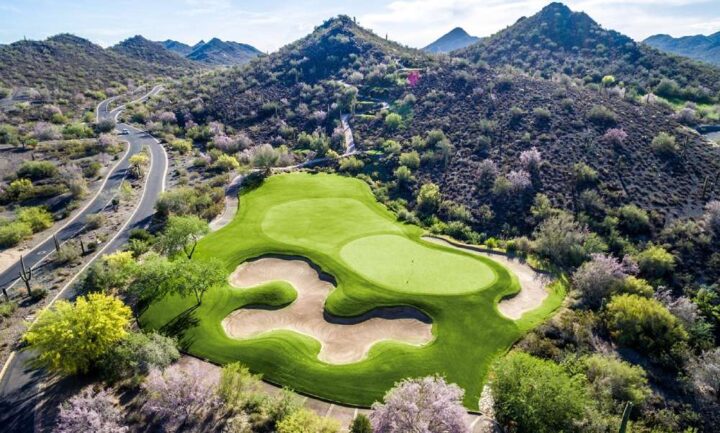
[424,27,480,53]
[0,34,192,99]
[644,33,720,66]
[160,39,194,56]
[186,38,262,65]
[460,3,720,102]
[111,35,201,69]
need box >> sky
[0,0,719,52]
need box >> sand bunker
[423,236,550,320]
[222,258,433,364]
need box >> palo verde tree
[23,293,132,375]
[158,215,209,259]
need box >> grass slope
[141,173,563,408]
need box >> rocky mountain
[111,35,201,69]
[186,38,262,66]
[160,39,194,56]
[644,32,720,66]
[0,33,192,99]
[424,27,480,53]
[459,2,720,102]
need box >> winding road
[0,85,168,433]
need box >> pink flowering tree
[370,375,468,433]
[142,364,220,430]
[519,147,542,171]
[573,253,637,308]
[507,170,532,192]
[407,71,421,87]
[602,128,627,147]
[54,386,128,433]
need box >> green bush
[615,276,654,297]
[617,204,650,235]
[0,301,17,320]
[17,160,58,180]
[17,206,53,232]
[605,294,688,363]
[339,156,364,173]
[491,352,588,433]
[384,112,402,130]
[651,132,678,156]
[218,362,265,412]
[399,151,420,169]
[416,183,441,215]
[0,221,33,247]
[570,354,651,412]
[587,105,617,126]
[98,331,179,382]
[349,415,372,433]
[169,139,192,154]
[636,245,675,278]
[62,122,94,139]
[277,408,339,433]
[55,244,81,264]
[212,154,240,172]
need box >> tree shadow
[159,305,200,342]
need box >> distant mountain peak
[424,27,480,53]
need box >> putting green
[141,173,564,408]
[340,234,496,295]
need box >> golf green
[140,172,563,408]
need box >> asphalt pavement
[0,86,168,433]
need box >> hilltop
[459,2,720,102]
[644,32,720,66]
[186,38,262,66]
[424,27,480,53]
[111,35,201,69]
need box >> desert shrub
[384,112,402,130]
[339,156,364,173]
[33,122,62,141]
[94,118,116,134]
[507,170,532,192]
[533,212,590,268]
[382,139,401,154]
[605,294,688,363]
[186,125,212,143]
[85,213,105,230]
[0,301,17,320]
[686,348,720,402]
[654,78,682,99]
[491,352,588,433]
[98,331,179,382]
[651,132,678,156]
[635,245,675,278]
[156,186,224,220]
[63,122,94,139]
[602,128,627,147]
[349,414,372,433]
[17,206,53,232]
[17,160,58,180]
[704,200,720,238]
[587,105,617,126]
[0,125,19,145]
[615,276,654,297]
[394,166,414,186]
[55,386,127,433]
[168,139,192,154]
[82,161,102,178]
[617,204,650,235]
[571,354,651,412]
[533,107,551,125]
[573,162,598,189]
[0,221,33,247]
[277,408,340,433]
[476,159,498,188]
[56,244,81,264]
[416,183,441,215]
[675,107,697,125]
[218,362,264,412]
[399,151,420,169]
[520,147,542,171]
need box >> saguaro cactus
[53,234,60,252]
[618,402,633,433]
[19,254,32,297]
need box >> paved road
[0,86,168,433]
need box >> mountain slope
[644,32,720,66]
[460,2,720,102]
[111,35,201,69]
[424,27,480,53]
[161,39,194,56]
[186,38,262,66]
[0,34,192,98]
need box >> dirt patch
[222,258,433,364]
[423,236,550,320]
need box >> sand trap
[423,236,550,320]
[222,258,433,364]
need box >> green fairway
[141,173,563,408]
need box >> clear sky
[0,0,719,51]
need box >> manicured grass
[141,173,562,408]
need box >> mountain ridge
[424,27,480,53]
[644,32,720,65]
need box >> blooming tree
[476,159,498,187]
[602,128,627,147]
[54,387,127,433]
[688,348,720,401]
[519,147,542,171]
[370,375,468,433]
[507,170,532,192]
[142,364,220,429]
[573,253,636,308]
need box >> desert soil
[222,258,433,364]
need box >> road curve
[0,85,168,433]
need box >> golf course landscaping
[140,172,564,408]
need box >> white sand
[222,258,433,364]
